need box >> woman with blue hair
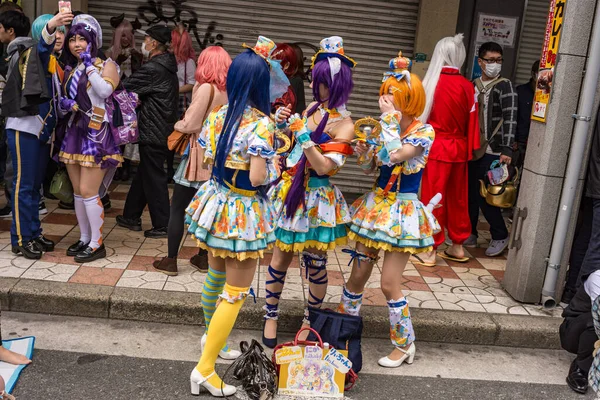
[185,36,281,397]
[32,14,66,57]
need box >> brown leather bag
[168,84,214,156]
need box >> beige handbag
[184,84,214,182]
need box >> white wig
[420,34,466,123]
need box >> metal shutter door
[515,0,550,85]
[89,0,420,193]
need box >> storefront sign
[475,14,518,48]
[532,0,566,123]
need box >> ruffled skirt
[269,175,350,253]
[59,123,123,169]
[348,189,440,254]
[185,180,277,260]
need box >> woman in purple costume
[57,15,121,263]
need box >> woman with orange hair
[337,52,439,368]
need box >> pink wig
[109,20,135,59]
[172,29,196,64]
[194,46,232,92]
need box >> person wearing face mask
[116,25,178,238]
[468,41,517,257]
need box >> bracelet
[296,132,311,145]
[276,120,288,130]
[300,140,316,149]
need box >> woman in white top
[168,24,196,180]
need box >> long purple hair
[61,23,98,67]
[284,58,353,217]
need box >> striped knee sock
[201,267,226,329]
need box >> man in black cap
[116,25,178,238]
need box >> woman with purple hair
[57,15,122,263]
[263,36,356,347]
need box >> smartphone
[58,1,71,14]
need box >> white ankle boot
[190,368,236,397]
[201,333,242,360]
[377,343,416,368]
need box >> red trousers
[421,159,471,248]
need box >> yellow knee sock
[196,283,248,388]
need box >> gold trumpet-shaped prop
[275,130,292,155]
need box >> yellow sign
[532,0,566,123]
[275,346,303,365]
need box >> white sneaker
[190,368,236,397]
[201,333,242,360]
[485,238,509,257]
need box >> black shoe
[116,215,142,231]
[0,205,11,218]
[67,240,89,256]
[38,201,48,215]
[566,360,589,394]
[144,227,168,238]
[101,195,111,210]
[120,168,130,182]
[74,244,106,263]
[34,235,55,252]
[58,200,74,210]
[262,320,278,349]
[12,240,43,260]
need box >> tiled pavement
[0,184,562,318]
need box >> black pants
[168,183,197,258]
[578,198,600,283]
[564,197,594,295]
[560,313,596,373]
[123,143,170,228]
[468,153,509,240]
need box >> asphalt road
[2,312,593,400]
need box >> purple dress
[59,60,123,170]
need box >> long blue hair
[212,49,271,185]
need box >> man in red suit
[416,34,480,266]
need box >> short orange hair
[379,73,426,118]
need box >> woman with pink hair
[106,19,142,79]
[153,46,230,272]
[167,23,197,181]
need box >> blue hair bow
[382,70,411,88]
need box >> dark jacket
[586,105,600,199]
[516,81,535,145]
[123,52,178,146]
[2,38,51,118]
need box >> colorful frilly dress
[267,106,353,318]
[59,59,123,171]
[185,105,279,260]
[338,112,440,352]
[349,113,440,253]
[269,117,353,253]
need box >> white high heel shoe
[377,343,416,368]
[201,333,242,360]
[190,368,237,397]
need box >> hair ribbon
[382,69,411,88]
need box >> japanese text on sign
[324,348,352,374]
[532,0,566,123]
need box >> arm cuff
[41,25,56,45]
